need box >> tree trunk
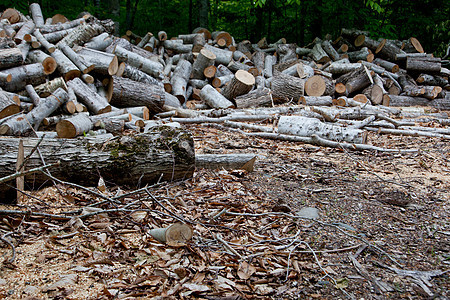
[271,73,304,103]
[109,75,165,112]
[0,129,195,199]
[43,28,75,43]
[67,77,111,114]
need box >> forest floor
[0,123,449,299]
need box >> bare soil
[0,125,448,299]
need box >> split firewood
[0,129,195,198]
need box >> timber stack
[0,4,449,198]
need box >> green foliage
[2,0,449,55]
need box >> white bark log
[200,84,235,109]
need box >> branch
[0,162,60,184]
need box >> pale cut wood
[26,50,57,74]
[212,31,233,47]
[114,45,163,79]
[149,223,193,246]
[171,59,192,104]
[51,49,81,81]
[55,112,93,138]
[416,74,448,88]
[33,29,56,53]
[324,62,362,74]
[203,44,233,65]
[347,47,371,62]
[375,39,405,61]
[304,75,334,96]
[190,48,216,80]
[158,30,167,41]
[42,28,74,43]
[271,73,304,103]
[388,95,450,111]
[75,46,119,76]
[58,23,103,47]
[109,76,165,112]
[235,87,272,109]
[278,115,366,144]
[51,14,69,24]
[58,42,94,74]
[1,8,23,24]
[212,74,234,88]
[0,72,12,82]
[299,96,333,106]
[0,90,20,119]
[0,87,68,136]
[25,84,41,106]
[335,82,347,96]
[264,55,276,78]
[40,17,85,33]
[0,63,50,92]
[17,40,30,60]
[0,47,23,69]
[14,20,35,44]
[33,77,67,97]
[67,77,111,114]
[84,32,112,51]
[221,70,255,101]
[117,63,163,87]
[137,32,153,48]
[29,3,45,28]
[200,84,235,109]
[193,27,211,40]
[203,65,217,79]
[163,39,193,53]
[354,35,380,51]
[196,154,257,172]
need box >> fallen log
[0,129,195,200]
[277,115,367,144]
[196,153,256,172]
[235,87,272,109]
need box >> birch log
[0,63,52,92]
[67,77,111,114]
[200,84,234,109]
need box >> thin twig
[0,232,16,263]
[0,162,60,184]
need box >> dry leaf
[237,261,256,280]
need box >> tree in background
[2,0,449,55]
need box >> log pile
[0,4,449,198]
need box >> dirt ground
[0,124,449,299]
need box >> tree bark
[0,48,24,69]
[277,43,297,63]
[58,42,94,74]
[299,96,333,106]
[75,46,119,76]
[0,90,20,119]
[0,129,195,199]
[375,39,405,61]
[171,59,192,104]
[191,48,216,80]
[321,40,340,61]
[347,47,373,62]
[388,95,450,110]
[39,18,85,34]
[0,63,51,92]
[109,75,165,112]
[278,116,366,144]
[271,73,304,103]
[67,77,111,114]
[203,44,233,65]
[324,62,362,75]
[114,45,163,79]
[58,23,103,48]
[14,20,35,44]
[406,56,441,73]
[29,3,45,28]
[196,154,256,171]
[309,43,330,64]
[51,49,81,81]
[235,87,272,109]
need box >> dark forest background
[2,0,449,55]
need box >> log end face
[56,120,76,138]
[0,104,20,120]
[64,70,82,81]
[42,57,57,75]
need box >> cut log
[163,39,193,53]
[235,87,272,109]
[149,222,193,246]
[191,48,216,80]
[55,112,93,138]
[321,40,340,61]
[0,63,51,92]
[51,49,81,81]
[58,23,103,47]
[335,82,347,96]
[67,77,111,114]
[375,39,405,61]
[354,35,380,51]
[39,17,85,34]
[0,88,68,136]
[406,56,441,73]
[51,14,69,24]
[212,74,234,88]
[0,72,12,83]
[85,32,112,51]
[278,116,367,144]
[43,28,75,43]
[32,77,67,97]
[372,58,399,73]
[14,20,35,44]
[32,29,55,53]
[277,44,297,63]
[398,74,425,97]
[196,154,257,171]
[0,129,195,198]
[0,47,23,69]
[25,84,41,106]
[363,74,389,105]
[0,90,20,119]
[58,42,94,74]
[264,55,276,78]
[347,47,372,62]
[271,73,304,103]
[29,3,45,28]
[75,46,119,76]
[114,45,163,79]
[109,75,165,112]
[25,50,57,75]
[416,74,449,88]
[422,86,443,100]
[388,95,450,110]
[170,59,192,104]
[221,70,255,101]
[304,75,334,96]
[203,44,233,65]
[251,51,265,75]
[402,37,424,53]
[1,8,23,24]
[200,84,234,109]
[299,96,333,106]
[345,69,373,95]
[309,43,330,63]
[118,63,163,87]
[324,62,362,75]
